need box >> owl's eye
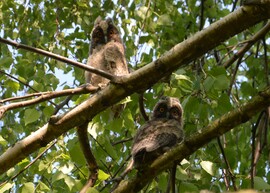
[159,107,165,112]
[97,31,103,37]
[109,29,114,35]
[171,109,179,117]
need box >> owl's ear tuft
[106,17,114,24]
[94,16,102,26]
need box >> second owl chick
[85,16,129,87]
[131,96,184,168]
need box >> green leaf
[103,136,118,160]
[69,141,86,166]
[179,182,198,192]
[38,160,47,172]
[85,187,99,193]
[0,182,14,192]
[157,14,172,26]
[21,182,35,193]
[59,162,74,174]
[254,176,270,190]
[98,169,110,181]
[6,168,15,177]
[214,74,229,90]
[43,105,54,117]
[0,135,7,146]
[52,171,66,183]
[36,181,50,191]
[0,57,13,69]
[204,76,215,92]
[241,82,257,97]
[6,80,20,92]
[24,108,40,125]
[200,160,215,176]
[64,175,76,191]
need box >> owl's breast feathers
[131,118,184,167]
[104,41,128,75]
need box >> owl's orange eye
[159,107,165,112]
[171,109,179,116]
[97,31,103,37]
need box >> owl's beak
[166,112,170,118]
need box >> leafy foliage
[0,0,270,192]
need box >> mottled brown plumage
[85,16,128,87]
[131,96,184,168]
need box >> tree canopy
[0,0,270,192]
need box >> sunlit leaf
[21,182,35,193]
[37,181,50,191]
[0,135,7,146]
[98,169,110,181]
[24,108,40,125]
[200,160,215,176]
[0,182,14,192]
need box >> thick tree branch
[0,5,269,175]
[0,85,98,119]
[77,123,98,193]
[0,38,116,82]
[112,86,270,192]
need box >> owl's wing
[132,119,183,156]
[132,119,184,168]
[85,47,108,85]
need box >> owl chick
[85,17,129,87]
[131,96,184,168]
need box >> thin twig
[0,140,57,186]
[53,95,73,115]
[251,111,264,188]
[0,37,116,82]
[89,133,116,162]
[111,137,133,146]
[106,155,133,192]
[223,21,270,68]
[227,56,242,96]
[0,69,57,107]
[217,137,237,191]
[0,69,38,93]
[262,37,269,86]
[199,0,205,30]
[139,93,149,121]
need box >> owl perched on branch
[85,16,129,87]
[131,96,184,168]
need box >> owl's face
[91,26,106,46]
[106,19,122,43]
[90,17,121,54]
[153,97,183,121]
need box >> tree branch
[0,4,269,175]
[77,123,98,193]
[217,137,237,191]
[0,85,98,119]
[223,21,270,68]
[0,38,116,82]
